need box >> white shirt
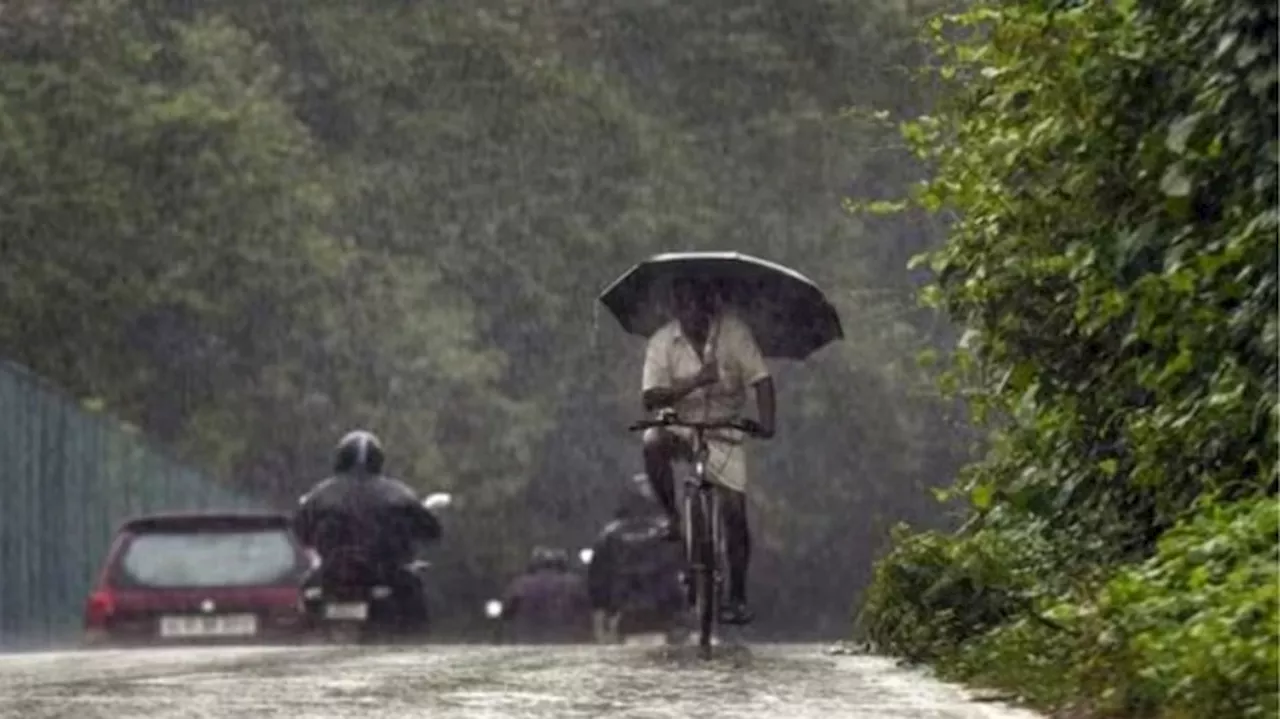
[640,311,770,491]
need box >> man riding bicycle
[640,276,775,626]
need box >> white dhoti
[671,428,749,493]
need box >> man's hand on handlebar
[629,413,773,439]
[737,417,774,439]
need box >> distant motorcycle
[300,492,451,644]
[483,547,595,644]
[582,542,689,647]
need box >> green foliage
[0,0,959,630]
[0,0,340,462]
[906,0,1278,560]
[930,498,1279,719]
[865,500,1280,718]
[945,614,1083,709]
[859,0,1278,714]
[858,527,958,659]
[1083,497,1279,718]
[857,520,1050,660]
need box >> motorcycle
[300,492,452,644]
[581,543,690,647]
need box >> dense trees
[859,1,1277,716]
[0,0,956,632]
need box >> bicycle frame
[682,427,727,658]
[630,414,751,658]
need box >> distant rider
[500,546,592,643]
[587,474,687,644]
[293,430,442,630]
[640,276,775,625]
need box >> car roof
[118,512,292,534]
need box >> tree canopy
[0,0,958,633]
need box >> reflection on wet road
[0,644,1044,718]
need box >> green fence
[0,360,266,648]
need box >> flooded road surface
[0,643,1044,719]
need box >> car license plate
[158,614,258,638]
[324,602,369,621]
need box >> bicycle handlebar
[628,415,758,435]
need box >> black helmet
[334,430,385,475]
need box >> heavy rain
[0,1,1275,718]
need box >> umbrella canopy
[598,251,843,360]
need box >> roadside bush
[857,520,1051,661]
[1079,497,1279,719]
[867,498,1279,718]
[858,527,957,660]
[942,609,1085,709]
[855,0,1276,714]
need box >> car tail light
[84,589,116,628]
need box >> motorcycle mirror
[423,492,452,511]
[484,599,503,619]
[579,548,594,565]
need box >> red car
[83,512,314,646]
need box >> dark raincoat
[587,485,685,629]
[500,565,592,643]
[293,473,441,578]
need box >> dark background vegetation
[6,0,1272,713]
[0,0,963,638]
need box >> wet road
[0,644,1044,719]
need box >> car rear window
[115,529,301,588]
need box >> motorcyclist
[499,546,591,643]
[587,474,687,644]
[292,430,442,630]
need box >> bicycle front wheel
[691,491,717,658]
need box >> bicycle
[628,413,759,659]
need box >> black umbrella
[598,251,844,360]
